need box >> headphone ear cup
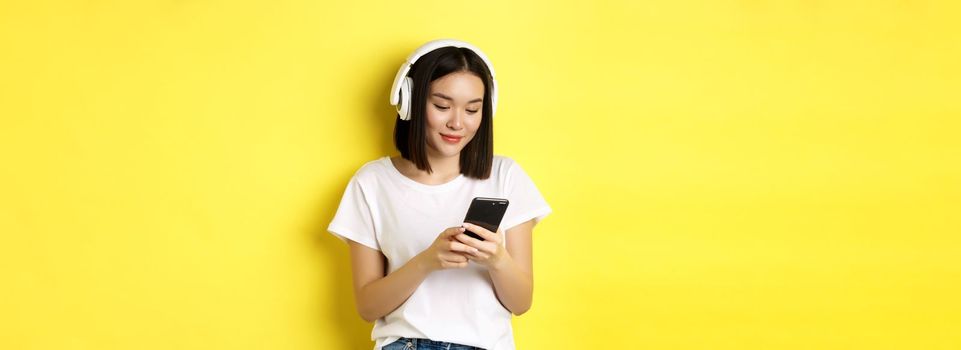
[398,77,413,121]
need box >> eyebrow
[431,93,483,104]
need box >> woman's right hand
[416,226,480,272]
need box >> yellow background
[2,0,959,349]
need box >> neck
[393,152,462,185]
[425,150,460,179]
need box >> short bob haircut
[393,46,494,180]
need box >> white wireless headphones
[389,39,498,121]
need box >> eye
[433,104,450,111]
[466,109,479,114]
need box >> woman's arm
[489,219,535,315]
[348,227,474,322]
[456,219,537,316]
[348,241,430,322]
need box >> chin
[428,142,465,158]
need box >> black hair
[393,46,494,180]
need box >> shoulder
[492,154,515,166]
[350,156,391,185]
[491,154,520,180]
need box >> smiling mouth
[440,134,463,142]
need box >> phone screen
[462,197,509,241]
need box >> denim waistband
[393,337,485,350]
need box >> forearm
[488,253,533,315]
[356,254,431,322]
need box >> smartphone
[462,197,510,241]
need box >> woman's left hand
[454,222,509,270]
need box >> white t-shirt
[327,155,552,350]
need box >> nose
[446,110,465,130]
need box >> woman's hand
[415,226,480,272]
[455,222,509,270]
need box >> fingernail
[472,248,479,253]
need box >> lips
[440,133,463,143]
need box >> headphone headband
[389,39,498,121]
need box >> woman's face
[424,70,485,159]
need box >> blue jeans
[382,337,485,350]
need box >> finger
[454,233,486,248]
[448,240,479,254]
[441,260,468,269]
[441,252,469,263]
[468,251,490,260]
[443,226,467,238]
[462,223,498,242]
[464,239,497,256]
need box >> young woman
[327,39,551,350]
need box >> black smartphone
[462,197,510,241]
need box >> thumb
[443,226,466,238]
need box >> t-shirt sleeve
[327,175,380,251]
[500,160,552,232]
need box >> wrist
[412,252,434,274]
[490,250,513,272]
